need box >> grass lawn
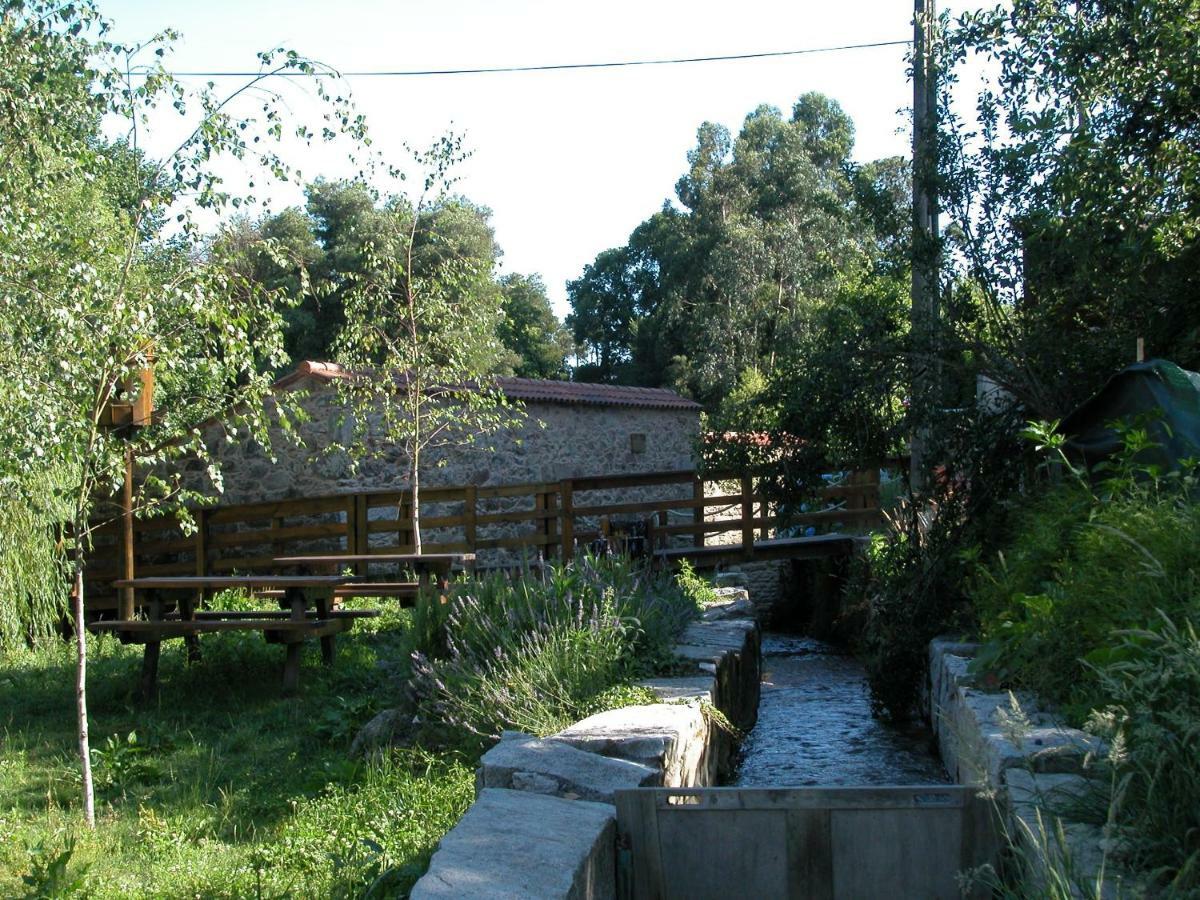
[0,601,473,898]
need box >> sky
[100,0,973,317]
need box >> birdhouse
[101,348,156,429]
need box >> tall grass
[409,554,699,744]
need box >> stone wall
[926,639,1132,897]
[411,593,761,899]
[186,373,699,504]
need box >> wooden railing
[85,468,882,606]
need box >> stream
[733,633,948,787]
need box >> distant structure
[181,361,701,503]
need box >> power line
[165,39,911,78]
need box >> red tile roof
[274,362,701,412]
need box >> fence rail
[85,467,884,606]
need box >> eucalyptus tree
[0,0,366,825]
[567,93,902,408]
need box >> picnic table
[273,553,476,603]
[91,575,377,697]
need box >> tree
[497,273,572,379]
[938,0,1200,416]
[334,135,519,553]
[0,0,365,825]
[566,93,906,411]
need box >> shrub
[409,554,696,745]
[971,425,1200,717]
[848,406,1026,720]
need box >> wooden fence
[85,468,882,607]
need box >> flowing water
[733,633,948,787]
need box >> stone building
[191,361,701,504]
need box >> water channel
[734,633,948,787]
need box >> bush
[970,426,1200,718]
[850,406,1026,720]
[409,554,697,745]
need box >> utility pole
[911,0,939,493]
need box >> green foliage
[0,471,69,652]
[409,555,697,744]
[850,407,1027,720]
[567,93,910,412]
[496,272,573,379]
[971,425,1200,718]
[0,611,472,897]
[1086,616,1200,892]
[939,0,1200,417]
[674,559,719,608]
[19,837,88,899]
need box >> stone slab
[701,598,755,621]
[638,675,716,704]
[1005,770,1120,900]
[411,788,616,900]
[478,733,658,802]
[552,702,712,787]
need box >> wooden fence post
[693,476,705,549]
[543,489,559,558]
[354,493,368,574]
[464,485,478,553]
[121,447,135,620]
[195,508,208,577]
[740,475,755,559]
[560,479,574,562]
[345,496,358,556]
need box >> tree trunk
[410,446,422,555]
[72,560,96,827]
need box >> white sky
[101,0,980,317]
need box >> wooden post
[121,447,135,620]
[399,496,413,553]
[354,494,368,575]
[270,514,283,560]
[464,485,478,553]
[692,476,705,549]
[345,496,358,556]
[543,490,559,558]
[740,475,755,559]
[1136,337,1145,362]
[560,479,575,562]
[194,508,208,577]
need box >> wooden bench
[95,576,374,697]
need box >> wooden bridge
[86,468,884,606]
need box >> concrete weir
[411,588,761,900]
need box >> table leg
[182,590,201,664]
[282,586,307,695]
[138,593,163,702]
[313,587,335,666]
[140,641,161,701]
[282,643,301,695]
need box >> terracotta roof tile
[273,362,700,412]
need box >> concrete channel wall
[411,590,761,900]
[926,638,1129,896]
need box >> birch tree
[334,135,519,553]
[0,0,365,825]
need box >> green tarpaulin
[1060,359,1200,473]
